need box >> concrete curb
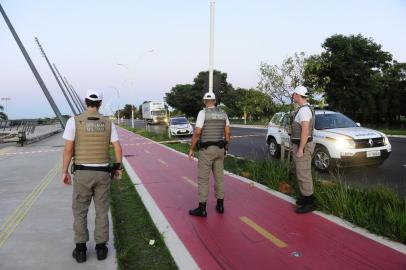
[24,129,63,145]
[387,134,406,138]
[230,124,267,130]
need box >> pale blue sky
[1,0,405,118]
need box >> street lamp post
[208,0,216,94]
[116,49,154,128]
[1,97,11,117]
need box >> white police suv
[265,110,392,171]
[168,116,194,138]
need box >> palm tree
[0,105,7,120]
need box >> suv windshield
[171,118,189,125]
[315,113,358,130]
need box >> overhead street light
[116,49,155,128]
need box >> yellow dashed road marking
[182,176,198,187]
[158,159,168,166]
[240,216,288,248]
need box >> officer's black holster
[198,140,227,150]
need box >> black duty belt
[73,164,110,172]
[198,140,226,150]
[291,137,313,145]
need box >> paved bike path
[119,128,406,270]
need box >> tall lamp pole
[117,49,154,128]
[208,0,216,94]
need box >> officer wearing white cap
[290,85,316,213]
[188,92,231,217]
[62,89,123,262]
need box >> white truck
[142,102,168,125]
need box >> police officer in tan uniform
[188,92,231,217]
[62,90,122,263]
[290,86,316,214]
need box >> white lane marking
[0,149,62,157]
[231,134,264,139]
[144,150,151,154]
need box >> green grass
[229,119,269,126]
[109,150,178,270]
[125,127,171,142]
[126,128,406,244]
[375,128,406,136]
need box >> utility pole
[0,3,66,128]
[34,37,77,115]
[208,0,216,94]
[131,106,135,128]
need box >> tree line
[124,34,406,126]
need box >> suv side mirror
[356,122,361,127]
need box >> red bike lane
[118,128,406,270]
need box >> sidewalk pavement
[118,127,406,270]
[0,135,116,270]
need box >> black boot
[216,199,224,214]
[189,202,207,217]
[295,195,316,214]
[96,243,108,260]
[72,243,87,263]
[296,196,306,206]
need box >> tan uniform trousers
[197,146,225,203]
[73,170,111,244]
[292,142,315,196]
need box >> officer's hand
[62,172,72,185]
[113,169,122,180]
[296,148,304,158]
[188,149,194,160]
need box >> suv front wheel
[313,146,333,172]
[267,137,280,158]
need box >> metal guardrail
[0,120,53,145]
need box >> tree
[376,62,406,124]
[115,104,138,119]
[165,70,234,118]
[222,88,275,120]
[165,84,201,117]
[192,70,234,104]
[303,55,330,102]
[0,105,7,120]
[306,34,392,122]
[258,52,306,105]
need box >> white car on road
[265,110,392,171]
[168,117,194,138]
